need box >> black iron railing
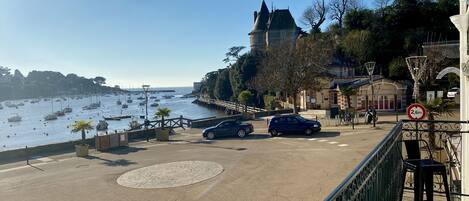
[325,122,404,201]
[401,120,468,200]
[325,120,469,201]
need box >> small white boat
[44,114,58,121]
[8,114,22,122]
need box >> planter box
[156,129,170,141]
[75,144,89,157]
[95,132,129,151]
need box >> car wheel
[237,129,246,138]
[270,129,278,137]
[206,132,215,140]
[305,128,313,135]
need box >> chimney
[254,11,258,23]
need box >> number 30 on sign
[406,103,427,120]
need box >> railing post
[179,115,183,128]
[25,146,29,165]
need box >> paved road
[0,120,395,201]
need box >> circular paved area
[117,161,223,189]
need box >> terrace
[325,120,467,201]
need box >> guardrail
[325,120,469,201]
[324,122,404,201]
[196,98,266,113]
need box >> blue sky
[0,0,370,87]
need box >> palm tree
[71,120,94,144]
[154,108,171,129]
[419,98,455,149]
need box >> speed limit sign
[406,103,427,120]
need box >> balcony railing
[325,120,469,201]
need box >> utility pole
[365,62,376,127]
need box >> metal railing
[401,120,469,200]
[325,120,469,201]
[325,122,404,201]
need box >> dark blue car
[268,115,321,137]
[202,120,254,140]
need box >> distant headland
[0,66,126,101]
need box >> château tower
[249,0,301,54]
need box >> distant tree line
[198,0,459,111]
[0,66,124,101]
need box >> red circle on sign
[406,103,427,120]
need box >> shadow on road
[106,147,147,155]
[84,155,137,167]
[254,131,340,139]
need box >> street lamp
[365,62,376,127]
[142,85,150,141]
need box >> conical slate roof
[252,0,270,31]
[267,9,297,30]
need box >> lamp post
[365,62,376,127]
[450,2,469,198]
[142,85,150,141]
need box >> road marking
[328,141,338,144]
[307,138,317,141]
[338,144,349,147]
[318,139,328,142]
[32,157,54,162]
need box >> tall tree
[341,30,375,68]
[256,35,334,114]
[200,71,219,98]
[302,0,328,33]
[223,46,246,64]
[229,53,258,98]
[93,76,106,86]
[214,69,233,100]
[329,0,356,29]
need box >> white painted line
[328,141,338,144]
[318,139,328,142]
[338,144,349,147]
[307,138,317,141]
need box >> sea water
[0,87,222,151]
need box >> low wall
[0,129,157,165]
[253,109,293,118]
[191,115,243,128]
[299,110,330,119]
